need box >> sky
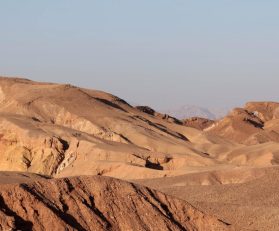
[0,0,278,110]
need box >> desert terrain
[0,77,279,230]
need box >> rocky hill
[205,102,279,144]
[0,77,279,230]
[0,175,232,231]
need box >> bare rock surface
[0,172,49,184]
[183,117,215,130]
[0,175,232,231]
[205,102,279,144]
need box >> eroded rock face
[0,176,232,231]
[205,104,279,144]
[0,77,219,179]
[136,106,156,116]
[183,117,215,130]
[244,102,279,122]
[0,114,79,175]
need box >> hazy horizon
[1,1,278,110]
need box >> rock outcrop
[205,103,279,144]
[0,175,232,231]
[183,117,215,130]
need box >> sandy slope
[137,166,279,231]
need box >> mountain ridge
[162,105,228,120]
[0,76,278,230]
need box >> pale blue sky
[1,1,278,109]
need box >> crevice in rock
[64,178,75,192]
[81,195,112,230]
[130,184,187,231]
[20,184,87,231]
[0,194,33,230]
[145,188,188,231]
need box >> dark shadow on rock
[0,195,33,230]
[94,98,128,113]
[145,160,163,170]
[134,116,188,141]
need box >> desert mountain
[0,174,233,231]
[0,77,279,230]
[1,77,279,175]
[0,77,220,179]
[205,102,279,144]
[162,105,228,120]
